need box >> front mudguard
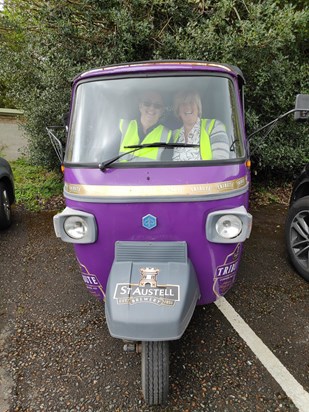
[105,241,200,341]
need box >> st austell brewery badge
[113,267,180,306]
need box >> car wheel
[0,181,12,229]
[285,196,309,281]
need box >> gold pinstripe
[64,176,248,198]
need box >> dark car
[0,157,15,229]
[248,93,309,281]
[275,94,309,283]
[285,164,309,281]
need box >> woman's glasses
[142,100,164,110]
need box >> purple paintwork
[64,61,250,305]
[64,164,249,305]
[65,163,247,186]
[73,61,241,84]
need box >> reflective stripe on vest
[119,119,171,161]
[173,118,215,160]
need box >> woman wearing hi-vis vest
[172,91,230,161]
[119,91,172,162]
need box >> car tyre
[0,181,12,229]
[285,195,309,281]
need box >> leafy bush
[0,0,308,178]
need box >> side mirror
[63,112,70,133]
[294,94,309,122]
[248,93,309,141]
[46,126,64,163]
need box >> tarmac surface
[0,203,308,411]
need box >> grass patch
[11,158,63,211]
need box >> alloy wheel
[290,210,309,272]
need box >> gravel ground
[0,205,307,411]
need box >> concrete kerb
[0,108,24,117]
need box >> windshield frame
[64,71,246,168]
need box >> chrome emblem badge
[139,267,159,287]
[142,214,157,230]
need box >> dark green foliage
[0,0,308,177]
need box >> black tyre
[0,182,12,230]
[285,196,309,281]
[141,341,169,405]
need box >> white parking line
[215,297,309,412]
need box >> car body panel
[289,164,309,205]
[0,157,15,204]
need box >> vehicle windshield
[65,75,244,165]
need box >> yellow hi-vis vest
[173,118,215,160]
[119,119,171,161]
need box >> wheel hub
[3,189,11,220]
[290,210,309,271]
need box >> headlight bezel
[206,206,252,244]
[53,207,97,244]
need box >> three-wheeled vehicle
[48,60,254,405]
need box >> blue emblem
[142,214,157,230]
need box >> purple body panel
[64,61,249,306]
[74,62,238,83]
[65,164,246,186]
[65,164,250,305]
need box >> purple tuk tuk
[49,61,253,405]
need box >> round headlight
[64,216,88,239]
[215,215,243,239]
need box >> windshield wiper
[99,142,199,171]
[125,142,199,149]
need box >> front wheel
[285,196,309,281]
[141,341,169,405]
[0,182,12,230]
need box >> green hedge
[0,0,308,179]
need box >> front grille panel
[115,241,187,263]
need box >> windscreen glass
[65,75,244,165]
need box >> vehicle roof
[73,60,245,85]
